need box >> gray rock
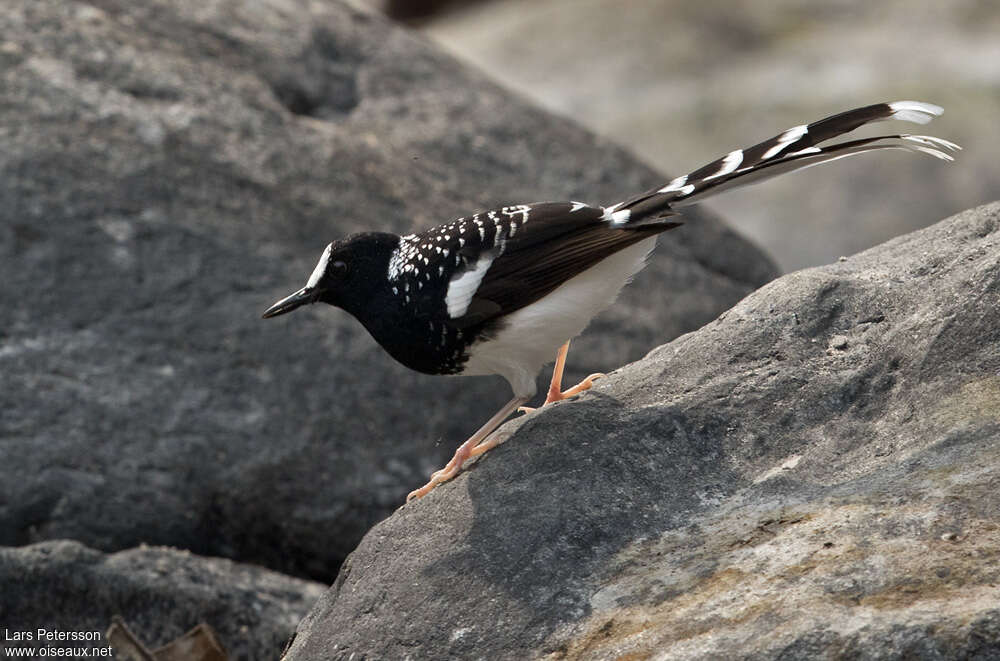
[0,540,322,659]
[283,202,1000,660]
[0,0,775,580]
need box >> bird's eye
[331,260,348,276]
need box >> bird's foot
[469,429,510,457]
[406,426,515,500]
[557,372,605,399]
[517,372,605,414]
[405,433,486,501]
[406,395,527,502]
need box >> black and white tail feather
[602,100,959,227]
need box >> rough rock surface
[0,0,775,580]
[421,0,997,271]
[283,202,1000,660]
[0,540,323,659]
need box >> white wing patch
[445,252,496,318]
[306,243,332,288]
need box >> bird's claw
[560,372,605,398]
[516,372,606,416]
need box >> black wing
[446,202,681,328]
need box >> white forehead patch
[306,243,333,289]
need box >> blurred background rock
[373,0,999,271]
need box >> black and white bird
[263,101,957,501]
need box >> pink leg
[519,340,604,413]
[406,395,529,501]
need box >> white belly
[461,236,657,397]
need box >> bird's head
[262,232,397,319]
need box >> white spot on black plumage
[703,149,744,181]
[387,234,418,279]
[888,100,942,125]
[762,124,808,160]
[658,175,688,193]
[609,208,631,226]
[501,204,530,225]
[570,201,587,212]
[601,203,622,221]
[787,146,822,157]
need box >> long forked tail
[605,101,959,226]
